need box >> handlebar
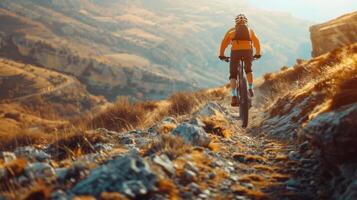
[220,56,259,63]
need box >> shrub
[167,92,199,115]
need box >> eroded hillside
[0,0,311,100]
[0,58,108,134]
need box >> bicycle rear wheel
[238,61,249,128]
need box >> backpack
[233,24,251,41]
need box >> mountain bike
[222,56,253,128]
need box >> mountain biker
[219,14,261,107]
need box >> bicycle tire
[238,61,249,128]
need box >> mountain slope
[0,0,311,101]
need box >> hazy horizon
[248,0,357,22]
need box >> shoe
[249,89,254,97]
[231,96,239,107]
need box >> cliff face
[310,11,357,57]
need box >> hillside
[311,11,357,57]
[0,0,311,101]
[0,58,108,134]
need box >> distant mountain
[0,0,312,101]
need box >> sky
[248,0,357,22]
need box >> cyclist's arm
[219,30,232,57]
[250,30,261,55]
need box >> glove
[254,55,261,59]
[219,56,226,60]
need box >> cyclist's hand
[254,55,261,59]
[219,56,226,61]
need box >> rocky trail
[0,95,323,200]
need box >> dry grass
[89,97,148,131]
[143,135,191,160]
[157,179,179,200]
[233,153,266,164]
[157,123,177,135]
[201,117,232,138]
[231,184,268,200]
[100,192,129,200]
[0,130,49,151]
[48,131,109,160]
[167,92,200,116]
[331,75,357,110]
[20,185,52,200]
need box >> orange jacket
[219,27,261,56]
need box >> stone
[184,162,199,174]
[118,136,135,145]
[194,102,227,117]
[71,154,157,198]
[172,123,211,147]
[188,182,202,195]
[190,118,205,127]
[0,152,16,163]
[93,143,112,152]
[303,103,357,163]
[25,162,56,180]
[161,117,177,125]
[14,146,50,162]
[51,190,71,200]
[55,168,69,182]
[153,154,175,175]
[183,170,197,184]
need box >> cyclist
[219,14,261,107]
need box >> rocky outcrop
[303,103,357,163]
[310,11,357,57]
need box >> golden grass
[0,130,49,151]
[100,192,129,200]
[143,135,191,160]
[157,123,177,135]
[157,179,179,200]
[233,153,266,164]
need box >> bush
[168,92,199,115]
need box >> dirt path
[204,96,319,199]
[1,77,76,103]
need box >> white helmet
[235,14,248,24]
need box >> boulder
[14,146,50,162]
[0,152,16,163]
[71,154,157,198]
[25,162,56,180]
[172,123,211,147]
[303,103,357,163]
[152,154,175,175]
[194,102,227,117]
[340,180,357,200]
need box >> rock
[93,143,112,152]
[194,102,227,117]
[188,182,202,195]
[25,162,56,180]
[71,154,157,198]
[285,179,300,188]
[303,103,357,163]
[310,12,357,57]
[172,123,211,147]
[153,154,175,176]
[55,168,69,182]
[184,162,199,174]
[183,170,197,184]
[14,146,51,162]
[118,136,135,145]
[190,118,205,127]
[340,180,357,200]
[51,190,70,200]
[0,152,16,163]
[161,117,177,125]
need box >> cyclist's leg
[244,50,253,89]
[229,59,238,95]
[230,51,240,106]
[243,50,254,96]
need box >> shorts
[229,50,253,80]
